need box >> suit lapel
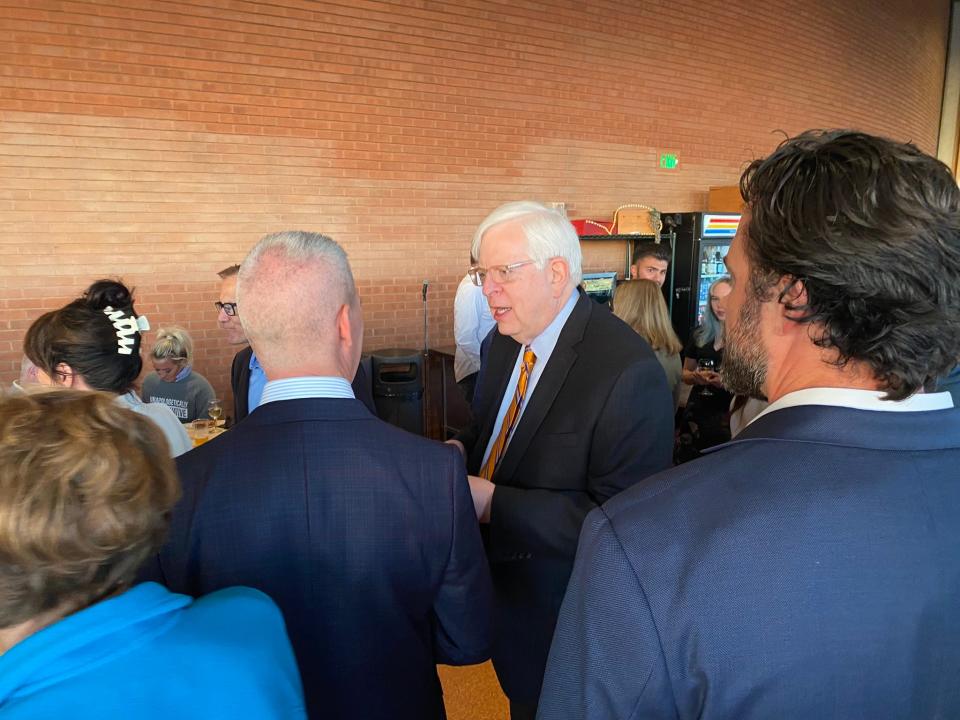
[493,292,591,482]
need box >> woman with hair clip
[612,279,683,407]
[142,326,216,423]
[676,276,733,462]
[22,279,192,457]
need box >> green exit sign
[659,153,679,169]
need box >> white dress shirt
[259,376,355,404]
[749,386,954,428]
[453,273,496,382]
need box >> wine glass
[207,398,224,427]
[698,358,716,397]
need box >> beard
[721,292,768,399]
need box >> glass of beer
[190,419,214,446]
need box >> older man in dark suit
[149,231,492,719]
[537,131,960,719]
[451,201,675,719]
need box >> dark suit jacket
[231,346,376,423]
[538,404,960,720]
[229,345,253,423]
[145,398,492,719]
[455,290,674,703]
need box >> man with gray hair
[147,231,493,720]
[451,202,674,718]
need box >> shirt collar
[750,387,954,427]
[249,352,261,371]
[528,288,578,358]
[259,376,355,405]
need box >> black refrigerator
[662,212,740,347]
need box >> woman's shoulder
[174,587,291,653]
[118,394,192,456]
[186,370,215,390]
[192,586,280,618]
[655,348,682,369]
[125,394,179,422]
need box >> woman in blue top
[0,390,305,719]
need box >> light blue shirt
[247,353,267,412]
[260,376,355,405]
[480,289,579,469]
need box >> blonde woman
[677,276,734,461]
[142,326,216,423]
[613,279,683,406]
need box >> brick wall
[0,0,949,404]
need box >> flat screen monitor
[582,272,618,306]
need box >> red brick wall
[0,0,949,403]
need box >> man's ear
[336,303,353,346]
[549,257,570,294]
[778,276,809,321]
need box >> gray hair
[471,201,583,285]
[237,231,357,368]
[150,327,193,365]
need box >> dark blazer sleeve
[488,357,673,562]
[231,346,251,423]
[432,445,493,665]
[536,508,674,720]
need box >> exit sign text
[659,153,679,169]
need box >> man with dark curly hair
[537,130,960,720]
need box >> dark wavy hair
[739,130,960,400]
[23,280,144,394]
[632,241,671,265]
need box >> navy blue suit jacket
[146,398,492,720]
[456,291,675,704]
[537,404,960,719]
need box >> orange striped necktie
[480,347,537,480]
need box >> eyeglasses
[468,260,537,287]
[214,301,238,317]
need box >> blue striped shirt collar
[259,376,355,406]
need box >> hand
[445,438,466,459]
[704,371,724,388]
[467,475,494,523]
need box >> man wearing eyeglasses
[217,264,267,424]
[449,201,674,719]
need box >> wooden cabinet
[708,186,743,213]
